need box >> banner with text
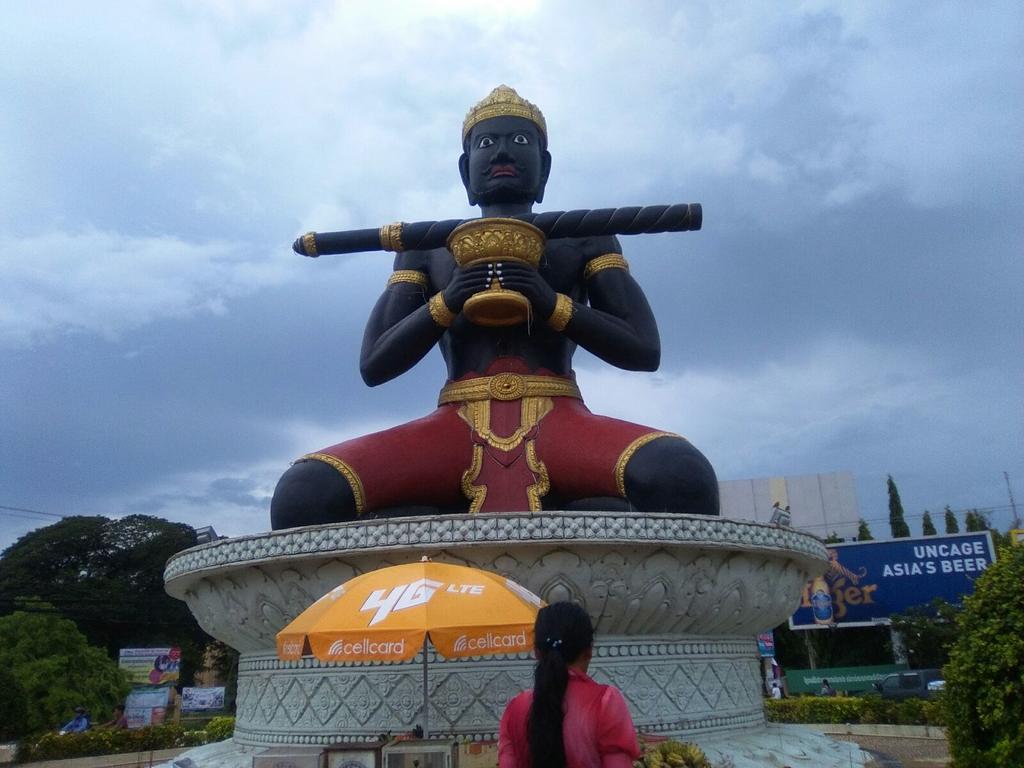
[118,647,181,686]
[125,686,173,729]
[785,664,909,694]
[790,532,995,629]
[181,687,226,712]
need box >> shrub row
[17,717,236,763]
[765,696,946,727]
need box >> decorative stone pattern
[232,637,763,746]
[165,513,826,652]
[163,513,828,745]
[166,513,825,582]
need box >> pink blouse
[499,668,641,768]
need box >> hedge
[765,695,946,727]
[16,718,236,763]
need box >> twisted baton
[293,203,701,257]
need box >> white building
[720,471,860,541]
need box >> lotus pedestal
[164,512,867,766]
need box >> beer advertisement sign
[790,532,995,629]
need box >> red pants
[307,363,671,514]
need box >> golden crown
[462,85,547,143]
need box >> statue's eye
[513,134,530,145]
[477,136,494,148]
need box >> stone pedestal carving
[164,512,827,746]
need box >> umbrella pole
[421,637,429,738]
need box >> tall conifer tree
[944,505,960,534]
[922,510,937,536]
[965,509,988,532]
[887,475,911,538]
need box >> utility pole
[1006,471,1020,529]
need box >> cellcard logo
[452,631,527,653]
[326,638,406,657]
[280,640,303,656]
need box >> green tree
[771,621,891,670]
[944,544,1024,766]
[0,664,28,740]
[205,640,240,711]
[857,518,874,541]
[887,475,911,538]
[921,510,937,536]
[0,608,130,737]
[988,528,1011,550]
[889,598,959,669]
[964,509,988,532]
[944,505,960,534]
[0,515,208,683]
[824,531,843,544]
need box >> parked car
[872,669,944,699]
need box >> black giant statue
[271,86,718,529]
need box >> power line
[0,503,68,520]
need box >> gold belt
[438,373,582,405]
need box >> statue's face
[459,116,551,206]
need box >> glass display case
[381,740,456,768]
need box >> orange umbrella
[276,559,544,735]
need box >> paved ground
[5,735,953,768]
[834,735,951,768]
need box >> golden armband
[379,222,405,252]
[300,232,318,258]
[583,253,629,280]
[547,293,574,332]
[428,292,456,328]
[387,270,428,289]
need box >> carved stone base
[233,636,764,745]
[164,512,828,746]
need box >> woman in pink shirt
[499,602,641,768]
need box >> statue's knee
[623,437,720,515]
[270,459,357,530]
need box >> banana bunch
[635,739,712,768]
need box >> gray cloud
[1,2,1021,550]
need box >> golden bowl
[446,218,546,326]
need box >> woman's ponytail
[527,602,594,768]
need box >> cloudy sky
[1,1,1021,551]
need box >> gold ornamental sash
[438,372,581,405]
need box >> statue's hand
[443,263,492,314]
[493,261,557,319]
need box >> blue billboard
[790,531,995,629]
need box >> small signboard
[118,647,181,686]
[784,664,909,695]
[790,532,995,629]
[182,686,226,712]
[756,631,775,658]
[125,686,173,728]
